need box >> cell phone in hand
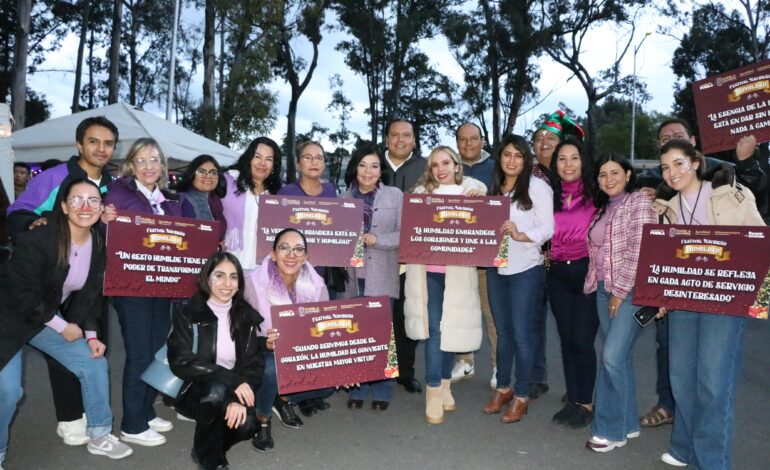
[633,306,659,327]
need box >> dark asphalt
[5,307,769,470]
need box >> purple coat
[104,176,195,218]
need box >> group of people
[0,111,765,470]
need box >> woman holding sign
[0,178,133,465]
[652,141,764,469]
[403,146,486,424]
[278,141,346,300]
[584,154,655,453]
[104,138,194,447]
[341,142,402,411]
[168,252,270,470]
[222,137,283,271]
[482,135,553,425]
[244,228,332,452]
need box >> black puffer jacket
[168,292,265,399]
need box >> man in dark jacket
[381,119,425,394]
[5,115,119,446]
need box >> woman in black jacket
[0,178,132,466]
[168,252,272,470]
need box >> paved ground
[5,308,770,470]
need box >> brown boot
[441,379,456,412]
[425,386,444,424]
[483,389,513,414]
[501,397,528,423]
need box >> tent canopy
[11,103,239,169]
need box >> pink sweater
[551,180,596,262]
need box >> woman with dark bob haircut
[176,155,227,243]
[169,252,273,470]
[221,137,283,271]
[584,153,656,453]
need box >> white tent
[10,102,239,169]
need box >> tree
[541,0,648,158]
[668,3,757,131]
[326,74,355,187]
[334,0,456,148]
[200,0,216,138]
[272,0,328,183]
[11,0,31,128]
[107,0,121,103]
[593,96,662,159]
[444,0,550,147]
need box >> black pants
[393,273,417,381]
[176,380,257,470]
[548,258,599,404]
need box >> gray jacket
[341,185,403,299]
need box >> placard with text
[397,194,509,266]
[256,195,365,267]
[273,297,398,395]
[633,224,770,319]
[693,59,770,154]
[104,211,220,298]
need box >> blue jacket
[104,176,194,218]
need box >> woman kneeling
[169,253,269,470]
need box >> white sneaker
[87,434,133,459]
[489,367,497,390]
[176,412,195,422]
[56,415,89,446]
[148,416,173,432]
[627,430,640,439]
[450,359,475,383]
[586,435,627,453]
[661,452,687,467]
[120,428,167,446]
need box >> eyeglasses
[68,195,103,209]
[134,157,162,168]
[195,168,219,177]
[659,133,689,145]
[276,244,307,257]
[300,154,325,163]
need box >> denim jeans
[667,310,746,470]
[255,351,278,418]
[654,316,675,413]
[0,327,113,461]
[348,279,395,402]
[488,265,546,396]
[425,273,455,387]
[113,296,172,434]
[548,258,598,404]
[591,282,643,442]
[532,275,549,384]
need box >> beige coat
[403,264,482,352]
[652,180,765,227]
[403,176,487,353]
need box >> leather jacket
[168,292,265,399]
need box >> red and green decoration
[539,109,586,142]
[749,268,770,319]
[350,225,365,267]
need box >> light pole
[630,32,652,165]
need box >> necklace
[678,181,703,225]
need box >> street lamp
[630,32,652,165]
